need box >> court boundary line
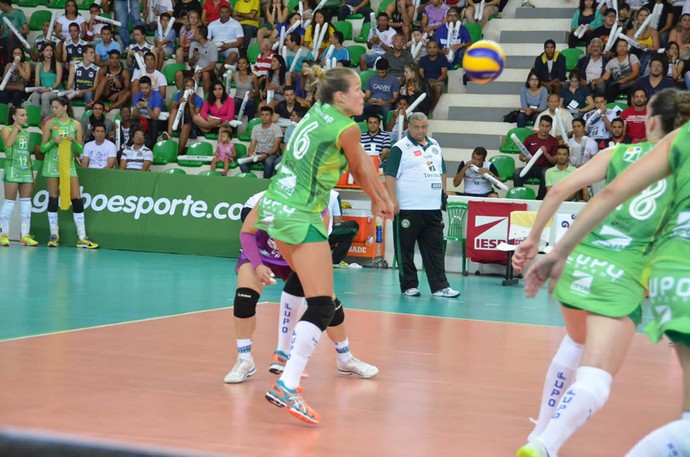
[0,303,565,343]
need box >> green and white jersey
[580,142,672,269]
[2,126,32,183]
[262,101,351,215]
[42,117,79,179]
[651,125,690,266]
[384,133,447,210]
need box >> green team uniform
[256,101,351,244]
[645,125,690,347]
[2,126,33,184]
[553,142,672,324]
[41,118,79,179]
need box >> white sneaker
[337,356,379,378]
[521,0,535,7]
[223,358,256,383]
[403,287,421,297]
[432,287,460,298]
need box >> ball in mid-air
[462,40,506,84]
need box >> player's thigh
[277,239,333,298]
[561,304,587,345]
[237,261,265,294]
[3,181,19,200]
[580,313,636,375]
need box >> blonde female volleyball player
[515,88,690,457]
[40,96,99,249]
[255,66,394,424]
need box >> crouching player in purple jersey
[223,191,379,384]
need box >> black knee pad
[301,296,335,331]
[283,272,305,297]
[233,287,260,319]
[71,198,84,213]
[48,197,59,212]
[328,297,345,327]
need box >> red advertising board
[466,201,527,265]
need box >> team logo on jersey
[623,146,643,163]
[591,225,633,250]
[427,145,440,156]
[413,150,422,156]
[473,215,508,250]
[672,212,690,240]
[18,137,27,150]
[565,254,624,281]
[570,270,593,296]
[401,219,410,228]
[275,164,296,197]
[648,276,690,302]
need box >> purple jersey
[236,230,292,280]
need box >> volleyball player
[0,107,37,247]
[519,89,690,456]
[40,97,99,249]
[252,66,394,424]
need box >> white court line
[0,300,563,344]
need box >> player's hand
[66,134,76,141]
[373,197,395,219]
[524,250,566,298]
[512,237,538,273]
[255,264,277,286]
[53,135,64,144]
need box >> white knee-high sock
[538,366,612,454]
[48,212,59,236]
[19,198,31,237]
[276,292,305,354]
[280,321,321,390]
[529,335,584,441]
[73,212,86,240]
[625,418,690,457]
[0,199,15,235]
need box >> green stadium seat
[235,172,257,178]
[45,0,67,9]
[231,143,247,169]
[347,44,366,68]
[247,42,261,64]
[163,168,186,174]
[354,22,370,43]
[29,10,51,31]
[488,155,515,182]
[24,105,41,127]
[359,69,376,90]
[238,117,262,142]
[561,48,584,72]
[333,21,353,41]
[506,187,536,200]
[178,141,213,167]
[162,63,186,86]
[499,127,533,154]
[465,23,483,43]
[199,170,223,176]
[153,140,178,165]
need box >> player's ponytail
[673,90,690,129]
[314,67,357,105]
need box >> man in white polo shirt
[208,5,244,66]
[81,125,117,169]
[384,112,460,298]
[120,127,153,172]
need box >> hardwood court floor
[0,248,684,456]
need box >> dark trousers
[329,220,359,264]
[338,5,373,21]
[393,209,449,293]
[513,164,548,199]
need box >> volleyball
[462,40,506,84]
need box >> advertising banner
[30,169,269,257]
[466,201,527,265]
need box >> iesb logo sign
[473,215,508,250]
